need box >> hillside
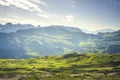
[0,24,120,58]
[0,53,120,80]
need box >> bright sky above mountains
[0,0,120,31]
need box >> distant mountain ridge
[0,23,120,58]
[0,23,116,34]
[81,29,116,34]
[92,29,116,34]
[0,23,35,33]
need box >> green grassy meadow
[0,53,120,80]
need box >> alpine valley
[0,23,120,58]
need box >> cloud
[0,16,40,26]
[0,0,47,18]
[65,15,74,22]
[108,0,120,7]
[68,0,76,8]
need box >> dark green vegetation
[0,53,120,80]
[0,23,120,58]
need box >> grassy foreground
[0,53,120,80]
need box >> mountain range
[80,28,116,34]
[0,23,34,33]
[0,23,120,58]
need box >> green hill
[0,53,120,80]
[0,25,120,58]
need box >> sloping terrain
[0,24,120,58]
[0,26,92,58]
[0,53,120,80]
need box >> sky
[0,0,120,31]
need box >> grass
[0,53,120,80]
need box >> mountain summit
[0,23,34,33]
